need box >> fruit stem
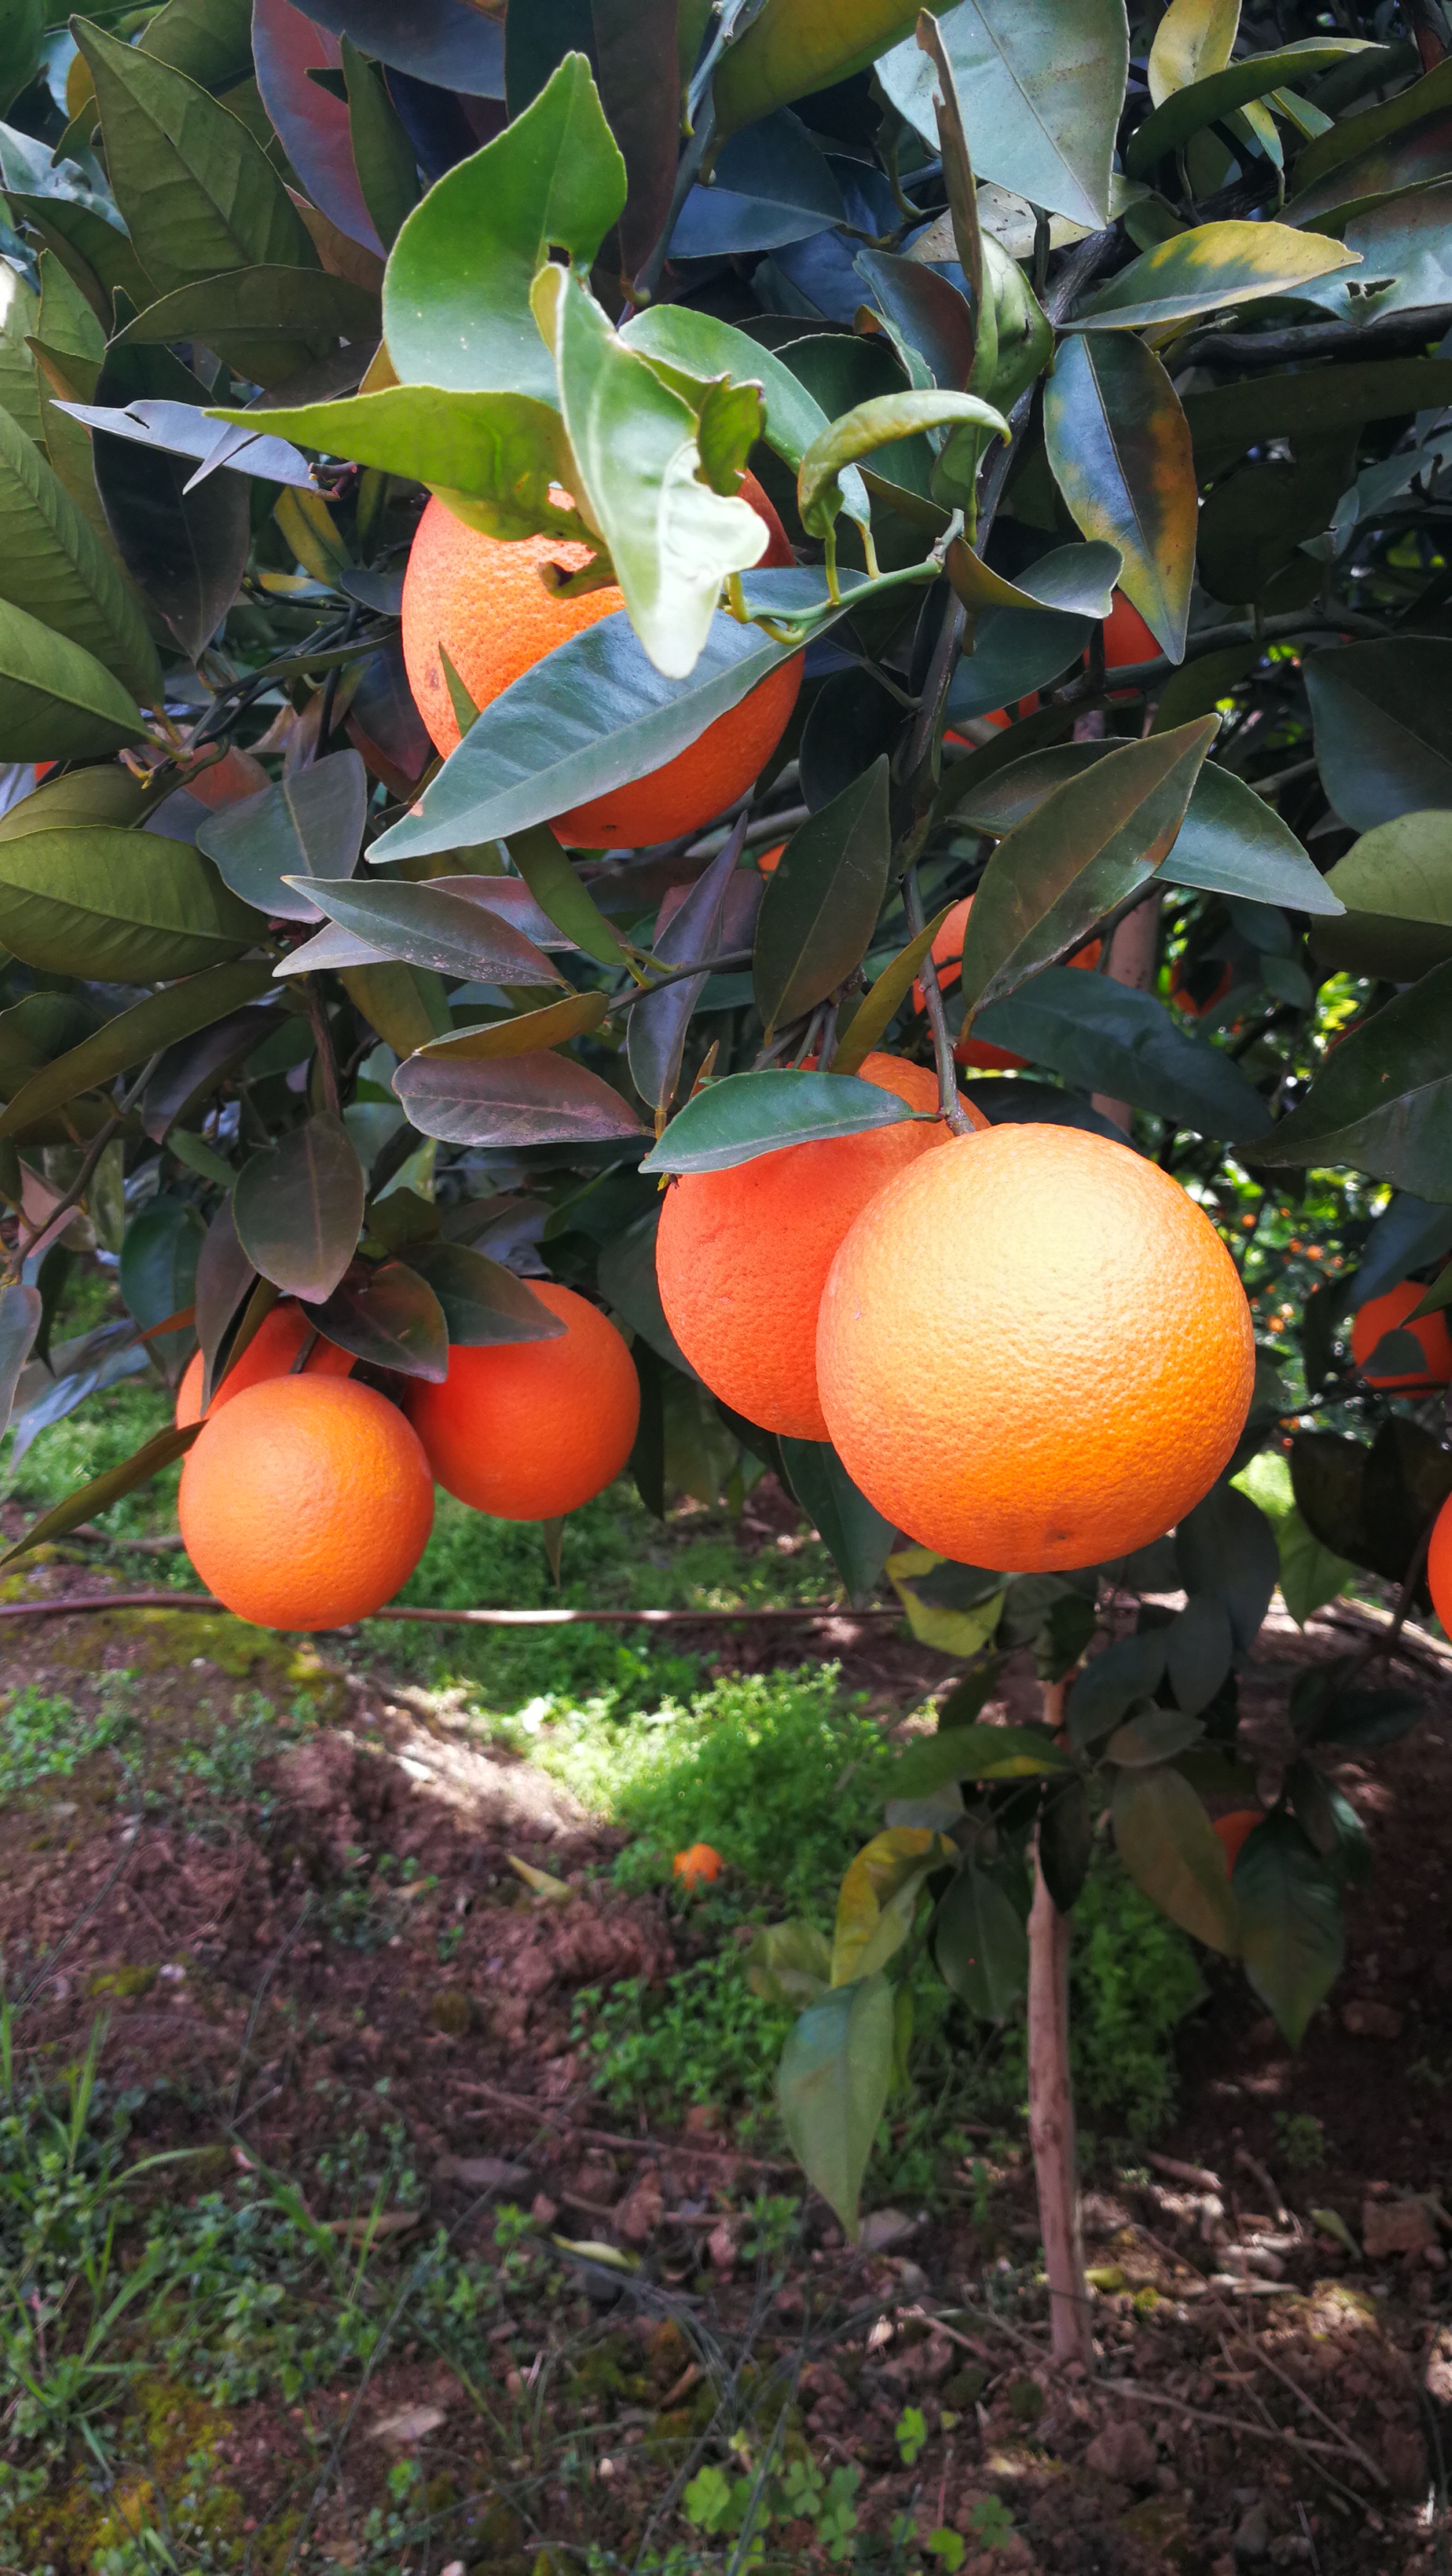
[902,865,974,1136]
[1027,1687,1093,2369]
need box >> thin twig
[0,1588,901,1630]
[902,863,973,1135]
[1095,2380,1382,2505]
[452,2080,796,2172]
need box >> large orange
[1429,1492,1452,1634]
[174,1301,354,1427]
[178,1376,434,1630]
[1350,1279,1452,1391]
[912,895,1101,1073]
[655,1054,948,1443]
[400,473,803,849]
[817,1123,1255,1571]
[407,1280,638,1520]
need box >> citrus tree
[1,0,1451,2368]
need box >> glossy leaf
[0,594,145,763]
[1128,43,1372,176]
[54,397,316,489]
[401,1238,564,1345]
[973,966,1268,1142]
[946,536,1121,620]
[754,758,891,1034]
[960,721,1218,1016]
[713,0,919,134]
[0,960,274,1144]
[393,1046,643,1149]
[369,609,805,863]
[778,1437,896,1607]
[673,110,844,257]
[0,1283,40,1439]
[0,406,159,704]
[1147,0,1237,103]
[286,876,564,986]
[777,1971,894,2241]
[833,1828,946,1987]
[943,603,1092,724]
[0,1422,201,1570]
[73,21,317,297]
[799,666,905,815]
[832,908,952,1079]
[1256,960,1452,1196]
[1304,639,1452,833]
[641,1069,914,1175]
[0,829,261,980]
[415,994,610,1069]
[857,246,976,393]
[1073,221,1357,330]
[798,388,1008,538]
[196,753,367,923]
[1233,1810,1343,2048]
[1044,332,1196,663]
[233,1112,366,1303]
[314,1259,449,1380]
[1111,1762,1238,1953]
[628,837,740,1115]
[210,385,571,541]
[536,263,769,680]
[621,304,871,530]
[877,0,1128,227]
[1166,765,1342,914]
[383,54,625,401]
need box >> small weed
[171,1686,312,1818]
[573,1949,794,2111]
[896,2403,928,2466]
[1274,2110,1327,2171]
[967,2496,1016,2552]
[683,2443,862,2563]
[0,1669,137,1795]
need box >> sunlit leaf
[641,1069,915,1175]
[1072,220,1357,329]
[1128,43,1372,177]
[877,0,1129,227]
[0,828,261,979]
[1044,332,1196,662]
[0,598,144,762]
[833,1828,947,1987]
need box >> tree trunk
[1091,893,1162,1133]
[1027,1842,1093,2365]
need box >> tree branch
[1178,304,1452,371]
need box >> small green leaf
[1111,1762,1238,1953]
[1044,332,1196,663]
[799,388,1009,537]
[946,535,1121,619]
[414,993,609,1066]
[640,1069,915,1175]
[0,405,160,702]
[1147,0,1239,104]
[622,302,872,534]
[1316,811,1452,983]
[112,268,381,389]
[754,756,892,1034]
[383,51,626,401]
[233,1113,366,1303]
[885,1548,1007,1659]
[934,1864,1028,2019]
[778,1972,894,2241]
[1233,1810,1344,2046]
[833,908,952,1078]
[503,825,631,969]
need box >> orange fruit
[407,1280,638,1520]
[183,744,269,807]
[1102,590,1158,669]
[817,1122,1255,1571]
[1430,1493,1452,1634]
[178,1376,434,1630]
[174,1302,354,1427]
[401,471,803,849]
[756,841,785,873]
[655,1053,947,1442]
[1170,956,1233,1018]
[912,895,1101,1073]
[672,1841,723,1889]
[1350,1280,1452,1391]
[1214,1810,1263,1872]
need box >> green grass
[0,1672,137,1795]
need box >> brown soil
[2,1556,1450,2574]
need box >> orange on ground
[174,1303,354,1427]
[912,894,1102,1073]
[1430,1493,1452,1634]
[178,1376,433,1631]
[1214,1810,1263,1872]
[817,1122,1256,1571]
[655,1053,948,1443]
[673,1842,723,1889]
[407,1280,638,1521]
[401,473,803,849]
[1350,1279,1452,1391]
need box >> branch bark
[1027,1814,1092,2368]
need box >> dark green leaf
[0,1282,41,1439]
[1165,1592,1235,1717]
[1067,1629,1169,1748]
[1256,958,1452,1196]
[141,1002,275,1148]
[394,1046,643,1149]
[596,1206,698,1376]
[960,721,1217,1016]
[1233,1810,1343,2048]
[856,247,976,392]
[973,966,1268,1141]
[118,1195,203,1378]
[878,0,1128,227]
[1285,50,1452,222]
[196,753,367,923]
[415,994,610,1068]
[943,603,1092,724]
[778,1972,893,2241]
[1044,331,1196,662]
[1110,1762,1238,1953]
[1166,763,1342,914]
[1186,361,1452,482]
[672,109,844,258]
[627,837,740,1116]
[0,597,144,762]
[934,1864,1028,2019]
[1175,1481,1279,1653]
[92,342,252,665]
[503,826,630,969]
[0,960,275,1143]
[799,666,905,816]
[1304,639,1452,833]
[894,1723,1071,1796]
[1315,811,1452,982]
[754,757,891,1034]
[832,908,952,1079]
[0,990,99,1102]
[301,0,504,89]
[0,829,262,979]
[778,1437,896,1607]
[798,388,1008,539]
[209,385,571,540]
[946,535,1121,619]
[233,1112,366,1303]
[1073,220,1356,330]
[341,34,419,253]
[640,1069,915,1175]
[287,876,563,985]
[140,0,255,88]
[1285,1754,1372,1885]
[402,1237,564,1346]
[383,53,625,400]
[1038,1777,1093,1913]
[369,608,805,864]
[0,1421,200,1569]
[591,0,680,286]
[73,21,318,295]
[313,1259,448,1380]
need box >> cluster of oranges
[176,1284,639,1631]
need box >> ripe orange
[655,1053,947,1442]
[912,894,1101,1072]
[174,1302,354,1427]
[1430,1493,1452,1634]
[1170,956,1233,1018]
[183,744,269,807]
[178,1376,434,1630]
[1102,590,1158,670]
[756,841,784,873]
[817,1122,1255,1571]
[407,1280,638,1520]
[1214,1810,1263,1872]
[672,1841,723,1889]
[400,472,803,849]
[1350,1280,1452,1391]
